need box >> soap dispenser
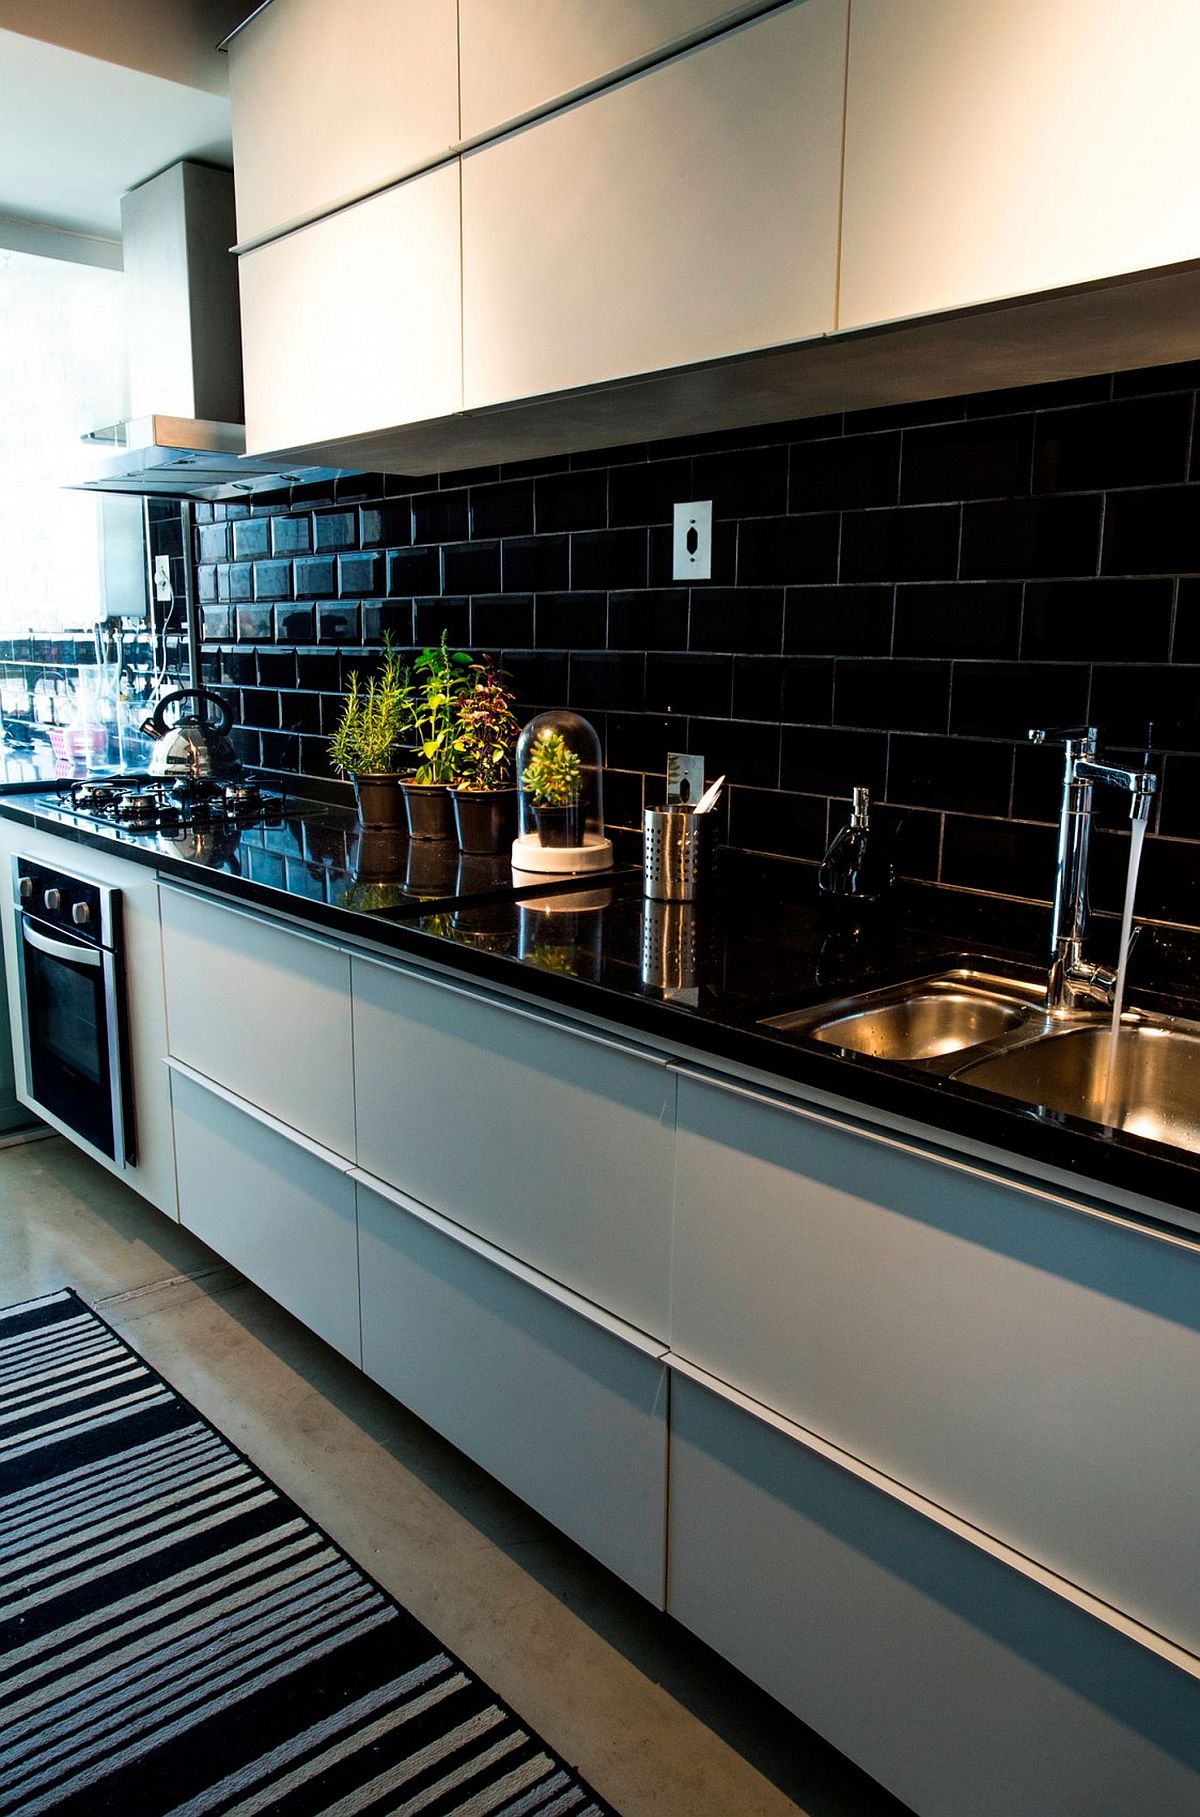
[818,786,895,922]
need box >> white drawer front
[172,1071,360,1365]
[352,958,675,1335]
[358,1179,667,1604]
[161,886,354,1158]
[672,1070,1200,1658]
[669,1373,1200,1817]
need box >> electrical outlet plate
[667,751,705,805]
[153,555,173,602]
[672,500,713,581]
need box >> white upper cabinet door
[459,0,764,139]
[462,0,847,408]
[239,164,462,455]
[840,0,1200,332]
[229,0,459,244]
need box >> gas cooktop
[58,774,284,832]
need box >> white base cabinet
[357,1175,668,1604]
[170,1066,360,1367]
[352,956,675,1338]
[668,1371,1200,1817]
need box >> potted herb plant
[396,632,473,839]
[452,656,521,854]
[521,727,584,848]
[327,640,409,828]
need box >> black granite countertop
[3,776,1199,1225]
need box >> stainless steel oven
[11,855,133,1165]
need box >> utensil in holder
[642,804,716,901]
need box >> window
[0,247,130,636]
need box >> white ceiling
[0,23,235,245]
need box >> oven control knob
[44,888,62,911]
[18,877,32,900]
[71,902,92,928]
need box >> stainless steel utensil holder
[643,804,715,901]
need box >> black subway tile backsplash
[609,588,688,651]
[833,658,950,734]
[960,496,1101,579]
[1021,579,1174,662]
[949,661,1090,739]
[689,587,783,654]
[790,434,900,512]
[535,591,607,650]
[1102,486,1200,576]
[738,514,839,586]
[841,505,960,584]
[502,535,569,593]
[645,652,731,718]
[1034,394,1192,494]
[570,527,648,591]
[388,546,441,595]
[900,417,1032,505]
[893,582,1022,660]
[535,469,608,533]
[783,585,894,656]
[470,480,535,540]
[232,518,270,560]
[193,358,1200,929]
[413,489,468,544]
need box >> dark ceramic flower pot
[453,786,519,854]
[352,773,406,829]
[399,779,455,841]
[534,802,583,848]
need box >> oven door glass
[17,915,122,1161]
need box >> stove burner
[117,790,160,823]
[223,781,261,810]
[72,784,117,810]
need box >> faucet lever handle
[1028,725,1098,746]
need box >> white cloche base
[511,830,614,874]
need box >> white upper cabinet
[228,0,459,244]
[459,0,764,139]
[239,163,462,455]
[462,0,847,409]
[840,0,1200,331]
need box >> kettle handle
[140,687,233,739]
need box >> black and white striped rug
[0,1290,616,1817]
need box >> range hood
[68,161,356,501]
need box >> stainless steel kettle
[139,688,241,781]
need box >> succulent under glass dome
[513,710,613,874]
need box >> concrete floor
[0,1131,910,1817]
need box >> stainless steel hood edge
[65,163,359,500]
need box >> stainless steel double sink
[760,966,1200,1154]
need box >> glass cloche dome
[512,710,613,874]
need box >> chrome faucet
[1029,727,1157,1015]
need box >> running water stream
[1100,814,1148,1126]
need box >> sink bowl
[956,1022,1200,1153]
[761,969,1041,1063]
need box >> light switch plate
[667,751,704,805]
[672,500,713,581]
